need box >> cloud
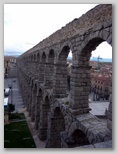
[4,4,112,58]
[4,50,23,56]
[4,42,34,56]
[91,42,112,59]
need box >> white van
[4,97,9,107]
[4,88,10,97]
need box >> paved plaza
[89,101,109,116]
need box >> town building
[4,56,17,78]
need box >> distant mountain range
[90,57,112,62]
[4,54,20,57]
[67,56,112,62]
[4,54,112,62]
[4,50,24,57]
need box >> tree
[8,103,15,113]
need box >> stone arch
[68,129,90,147]
[67,121,90,147]
[28,77,34,116]
[48,49,55,63]
[30,54,32,61]
[34,53,36,61]
[31,54,33,61]
[53,44,73,98]
[29,54,31,61]
[41,52,46,63]
[81,36,111,85]
[37,52,40,62]
[38,95,51,140]
[33,82,37,92]
[38,52,46,83]
[30,77,34,87]
[34,87,43,130]
[60,41,72,54]
[46,106,65,148]
[31,82,37,121]
[37,86,43,96]
[28,55,30,62]
[80,25,112,56]
[44,95,50,103]
[28,75,31,84]
[58,45,70,64]
[44,49,55,88]
[80,37,105,66]
[16,4,112,148]
[34,54,37,76]
[70,30,112,110]
[38,87,43,120]
[79,22,112,59]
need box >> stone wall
[17,4,112,148]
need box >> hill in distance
[67,56,112,62]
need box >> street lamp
[8,80,16,104]
[8,80,16,113]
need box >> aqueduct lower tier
[17,4,112,148]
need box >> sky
[4,4,112,59]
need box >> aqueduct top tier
[19,4,112,58]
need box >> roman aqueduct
[17,4,112,148]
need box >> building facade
[4,56,17,78]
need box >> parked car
[4,88,10,97]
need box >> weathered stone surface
[103,19,112,28]
[94,140,112,148]
[17,4,112,148]
[75,144,95,148]
[93,23,103,32]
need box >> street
[4,78,24,112]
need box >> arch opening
[42,52,46,63]
[38,95,51,140]
[82,40,112,120]
[70,35,112,112]
[46,107,65,148]
[67,49,72,93]
[37,53,40,62]
[34,54,36,61]
[53,45,73,98]
[44,49,55,88]
[31,83,37,122]
[39,52,46,83]
[67,129,90,148]
[34,88,42,130]
[48,49,54,63]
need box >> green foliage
[8,104,15,113]
[95,64,100,70]
[4,121,36,148]
[9,113,25,120]
[65,101,69,105]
